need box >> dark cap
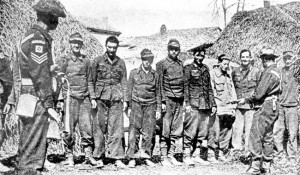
[283,51,294,59]
[259,47,279,58]
[33,0,66,18]
[217,54,231,62]
[69,32,83,43]
[168,38,180,48]
[141,49,154,58]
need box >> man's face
[240,51,251,67]
[283,56,293,67]
[142,57,154,69]
[47,15,59,30]
[106,41,118,57]
[168,46,180,59]
[194,51,205,64]
[220,59,230,72]
[70,41,83,54]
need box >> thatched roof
[211,2,300,67]
[75,16,121,36]
[122,27,221,53]
[0,0,103,62]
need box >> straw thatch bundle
[0,0,103,62]
[0,0,103,155]
[211,2,300,68]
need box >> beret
[33,0,66,18]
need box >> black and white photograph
[0,0,300,174]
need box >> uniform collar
[214,66,232,78]
[137,65,154,74]
[32,24,53,43]
[104,53,119,64]
[70,53,83,62]
[166,56,181,63]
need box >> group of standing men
[0,0,299,175]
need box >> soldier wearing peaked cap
[126,49,160,168]
[58,32,103,167]
[156,39,184,166]
[238,47,281,174]
[4,0,66,174]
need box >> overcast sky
[60,0,299,37]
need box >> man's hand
[237,98,246,105]
[155,111,161,120]
[50,64,60,72]
[123,101,128,112]
[91,99,97,109]
[211,106,217,115]
[3,104,12,114]
[185,105,192,113]
[162,104,166,112]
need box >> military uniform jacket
[184,62,216,110]
[156,56,184,102]
[59,53,90,99]
[279,66,299,107]
[127,65,160,110]
[232,65,261,109]
[211,66,237,115]
[88,53,127,101]
[246,64,281,105]
[8,24,54,108]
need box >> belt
[265,95,278,110]
[21,78,33,86]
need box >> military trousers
[249,101,278,161]
[183,108,211,153]
[126,101,156,158]
[273,105,299,158]
[16,101,49,174]
[63,97,93,152]
[93,99,125,159]
[160,97,183,157]
[215,114,235,151]
[232,109,255,153]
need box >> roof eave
[88,27,122,36]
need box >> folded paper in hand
[16,94,38,117]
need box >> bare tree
[210,0,236,27]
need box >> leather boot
[84,146,103,167]
[243,160,261,175]
[261,160,271,174]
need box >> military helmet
[33,0,67,18]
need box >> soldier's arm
[155,72,162,112]
[58,56,68,73]
[156,61,165,104]
[26,33,54,109]
[121,61,128,102]
[246,72,275,103]
[88,58,98,99]
[207,69,217,107]
[183,65,191,107]
[127,70,134,108]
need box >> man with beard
[273,51,299,164]
[182,48,216,166]
[238,48,281,174]
[210,54,237,162]
[156,39,184,166]
[231,50,261,157]
[0,47,13,173]
[58,33,102,167]
[88,36,128,168]
[4,0,66,174]
[126,49,160,168]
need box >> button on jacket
[232,65,262,109]
[183,63,216,109]
[59,53,90,99]
[127,65,160,109]
[211,66,237,115]
[88,53,127,101]
[156,56,184,101]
